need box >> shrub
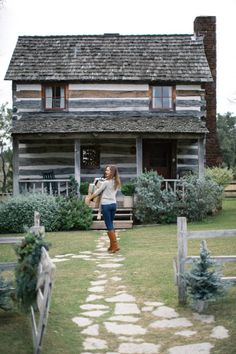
[53,196,93,231]
[134,171,178,224]
[178,175,224,221]
[79,181,90,195]
[205,167,233,186]
[68,175,79,197]
[121,182,136,196]
[15,231,50,311]
[0,193,59,233]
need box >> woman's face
[105,166,112,179]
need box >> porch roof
[5,34,212,83]
[12,112,208,135]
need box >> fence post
[177,217,188,304]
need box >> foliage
[134,171,178,224]
[14,231,50,311]
[217,112,236,171]
[205,167,233,186]
[0,193,59,233]
[53,196,93,230]
[185,240,226,303]
[0,275,15,311]
[177,175,224,221]
[121,182,136,196]
[0,104,13,193]
[79,181,89,195]
[68,175,79,197]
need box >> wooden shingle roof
[5,34,212,83]
[12,112,208,135]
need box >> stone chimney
[194,16,221,166]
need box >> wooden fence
[174,216,236,305]
[31,246,55,354]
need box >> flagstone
[80,304,109,310]
[104,322,147,335]
[144,301,164,307]
[81,310,108,317]
[72,317,93,327]
[175,330,197,337]
[83,337,108,350]
[85,294,104,302]
[97,263,123,269]
[167,342,214,354]
[111,276,122,282]
[152,306,179,318]
[71,255,91,259]
[81,324,99,336]
[149,317,193,328]
[141,306,153,312]
[192,313,215,323]
[106,293,136,302]
[210,326,229,339]
[80,251,93,254]
[97,274,107,279]
[51,258,69,263]
[118,342,161,353]
[107,315,140,323]
[90,279,108,286]
[115,303,140,315]
[88,286,105,293]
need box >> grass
[0,199,236,353]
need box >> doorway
[143,140,176,178]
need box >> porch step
[91,208,133,229]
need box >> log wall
[14,83,205,113]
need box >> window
[81,146,100,169]
[43,84,66,110]
[151,86,175,111]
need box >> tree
[217,112,236,170]
[0,103,12,193]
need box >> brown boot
[107,231,112,251]
[109,230,120,253]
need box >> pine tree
[185,240,226,304]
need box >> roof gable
[5,34,212,83]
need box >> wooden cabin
[5,16,220,196]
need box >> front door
[143,140,176,178]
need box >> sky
[0,0,236,115]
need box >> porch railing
[18,178,184,198]
[19,179,70,196]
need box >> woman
[87,165,121,253]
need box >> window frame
[42,83,67,111]
[150,85,176,112]
[80,145,100,169]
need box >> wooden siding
[176,139,199,177]
[176,85,204,114]
[80,138,137,183]
[19,139,74,179]
[15,84,42,112]
[68,83,149,112]
[13,83,205,114]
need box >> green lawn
[0,199,236,354]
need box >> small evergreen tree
[185,240,226,307]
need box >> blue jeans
[101,203,116,231]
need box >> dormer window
[151,86,175,111]
[43,84,67,110]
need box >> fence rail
[19,179,70,196]
[175,216,236,305]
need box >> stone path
[52,232,230,354]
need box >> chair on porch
[42,170,58,195]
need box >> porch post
[74,140,81,192]
[13,136,19,195]
[198,137,205,177]
[136,136,143,176]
